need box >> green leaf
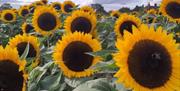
[86,50,116,62]
[74,87,99,91]
[49,72,63,91]
[39,72,63,91]
[73,78,117,91]
[27,83,40,91]
[90,61,118,73]
[65,77,92,88]
[112,78,130,91]
[28,62,56,90]
[28,62,54,83]
[20,42,29,60]
[86,50,116,57]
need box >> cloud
[92,0,142,4]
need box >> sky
[0,0,162,11]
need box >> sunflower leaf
[39,72,63,91]
[28,62,55,90]
[85,50,116,61]
[65,77,92,88]
[85,50,116,57]
[73,78,117,91]
[20,42,29,60]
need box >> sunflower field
[0,0,179,91]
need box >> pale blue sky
[0,0,162,11]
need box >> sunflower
[34,1,45,6]
[12,8,18,13]
[160,0,180,23]
[114,13,141,37]
[41,0,48,4]
[32,6,61,36]
[28,4,36,13]
[18,6,29,17]
[21,22,34,34]
[51,2,62,11]
[1,9,16,23]
[147,8,157,15]
[64,10,97,36]
[0,12,1,18]
[80,6,95,14]
[8,34,40,67]
[53,32,101,78]
[110,10,121,18]
[114,24,180,91]
[62,1,75,14]
[131,11,139,16]
[0,46,27,91]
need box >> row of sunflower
[0,0,179,91]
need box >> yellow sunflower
[160,0,180,23]
[12,8,18,13]
[32,5,61,36]
[64,10,97,36]
[51,2,62,11]
[21,22,34,34]
[41,0,48,4]
[110,10,121,18]
[62,1,75,14]
[0,46,27,91]
[53,32,102,78]
[1,9,16,23]
[28,4,36,13]
[131,11,139,16]
[80,6,95,14]
[34,1,45,6]
[0,12,1,18]
[8,34,40,67]
[18,6,29,17]
[114,24,180,91]
[114,13,141,38]
[147,8,157,15]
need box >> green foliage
[73,78,117,91]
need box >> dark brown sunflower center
[16,42,37,58]
[0,60,24,91]
[37,12,57,31]
[4,13,13,21]
[119,21,137,36]
[127,39,172,88]
[64,4,73,13]
[25,24,34,33]
[63,41,93,72]
[166,2,180,19]
[54,4,61,10]
[71,17,92,33]
[21,9,29,17]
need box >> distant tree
[0,3,12,10]
[119,7,131,13]
[91,4,108,15]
